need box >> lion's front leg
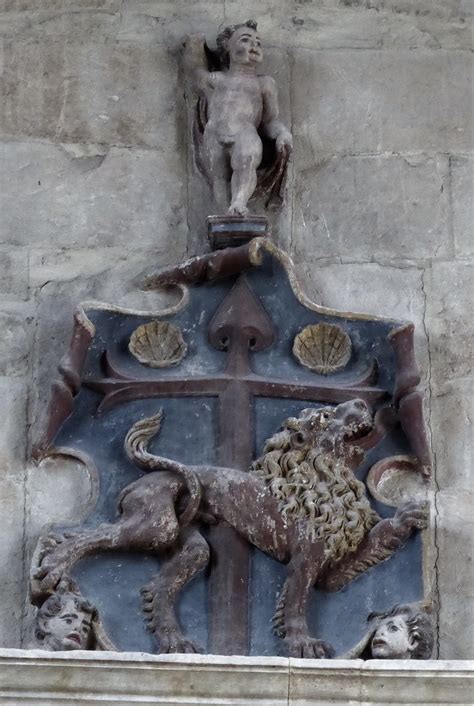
[273,555,334,659]
[319,500,429,593]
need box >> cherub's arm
[260,77,293,153]
[183,34,216,95]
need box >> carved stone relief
[27,20,435,660]
[31,239,432,658]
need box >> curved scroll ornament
[129,321,187,368]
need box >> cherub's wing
[192,95,211,185]
[255,138,290,209]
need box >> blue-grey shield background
[52,254,424,656]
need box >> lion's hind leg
[142,525,210,654]
[33,486,182,596]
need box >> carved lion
[32,399,427,658]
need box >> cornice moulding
[0,650,472,705]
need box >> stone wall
[0,0,472,658]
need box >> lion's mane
[251,421,379,563]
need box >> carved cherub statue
[344,603,435,660]
[368,604,434,659]
[33,590,96,651]
[185,20,293,215]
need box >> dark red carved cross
[86,275,386,654]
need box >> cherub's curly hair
[368,604,434,659]
[35,592,96,642]
[216,19,258,68]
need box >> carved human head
[35,591,96,651]
[368,604,434,659]
[216,20,262,68]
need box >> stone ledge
[0,650,472,706]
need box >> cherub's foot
[227,202,248,216]
[285,635,335,659]
[155,628,203,654]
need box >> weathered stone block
[437,490,474,659]
[296,259,428,374]
[425,262,474,381]
[292,50,472,156]
[0,378,28,477]
[451,155,474,258]
[0,309,33,376]
[29,257,180,437]
[0,247,28,301]
[0,142,187,250]
[431,379,473,492]
[292,155,449,261]
[0,2,121,39]
[0,474,25,647]
[0,40,181,148]
[223,0,473,50]
[119,0,225,44]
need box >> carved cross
[86,275,386,654]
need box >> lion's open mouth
[343,418,373,441]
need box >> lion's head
[251,399,379,562]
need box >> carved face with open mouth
[36,592,95,651]
[288,399,374,452]
[371,615,416,659]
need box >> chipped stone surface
[0,142,187,250]
[293,155,450,261]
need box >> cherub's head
[35,591,96,651]
[368,604,434,660]
[216,20,262,69]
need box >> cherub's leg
[141,525,210,654]
[274,554,334,659]
[203,132,230,211]
[229,129,262,215]
[318,500,428,593]
[33,490,180,595]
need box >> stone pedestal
[207,215,269,250]
[0,650,472,706]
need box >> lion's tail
[124,410,201,527]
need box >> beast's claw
[157,630,203,655]
[285,636,335,659]
[393,500,429,535]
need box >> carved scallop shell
[129,321,187,368]
[293,323,351,374]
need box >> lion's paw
[157,629,203,655]
[285,636,335,659]
[393,500,429,535]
